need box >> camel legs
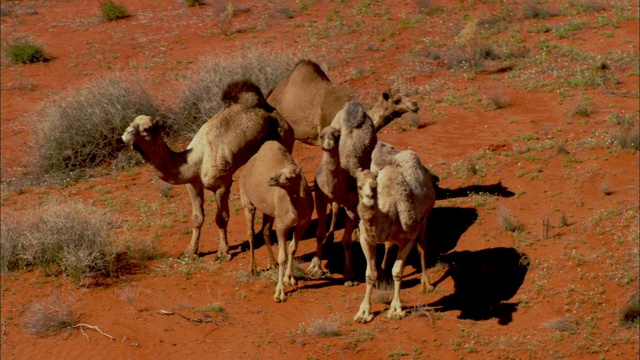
[213,185,231,261]
[416,218,434,293]
[243,202,258,275]
[308,189,329,277]
[354,236,377,323]
[274,225,291,303]
[185,183,205,257]
[262,214,277,269]
[387,238,415,321]
[327,201,340,237]
[341,206,357,281]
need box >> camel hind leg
[308,188,329,277]
[213,185,231,261]
[416,218,434,293]
[387,238,416,320]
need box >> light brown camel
[239,141,314,302]
[266,59,419,146]
[308,101,377,281]
[354,142,436,323]
[121,80,294,259]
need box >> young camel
[308,102,378,281]
[121,80,293,259]
[266,59,419,146]
[354,142,436,323]
[239,141,314,302]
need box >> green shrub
[170,50,297,138]
[0,200,118,283]
[30,73,163,176]
[185,0,206,6]
[4,36,50,64]
[100,0,129,21]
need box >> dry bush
[30,73,163,177]
[545,317,577,333]
[620,293,639,326]
[484,88,510,110]
[497,207,524,233]
[22,293,79,337]
[521,1,556,19]
[306,318,340,337]
[610,126,639,151]
[372,281,394,304]
[169,50,297,138]
[0,200,120,283]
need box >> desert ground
[1,0,638,359]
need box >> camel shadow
[313,207,479,284]
[427,247,530,325]
[433,178,515,200]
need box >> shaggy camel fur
[354,142,436,323]
[266,59,419,146]
[239,141,314,302]
[308,102,378,281]
[122,80,294,259]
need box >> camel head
[356,169,377,208]
[380,88,419,116]
[319,126,340,152]
[267,165,302,189]
[121,115,161,148]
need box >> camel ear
[267,166,299,187]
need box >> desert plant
[30,73,163,177]
[545,317,577,333]
[306,318,340,337]
[484,89,510,110]
[185,0,206,6]
[170,50,297,138]
[22,293,79,337]
[521,1,555,19]
[3,36,50,64]
[0,200,120,283]
[100,0,129,21]
[610,126,639,151]
[497,207,524,232]
[372,281,394,304]
[620,293,639,326]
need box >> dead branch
[158,309,220,327]
[73,323,115,342]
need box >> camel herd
[122,60,435,323]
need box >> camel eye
[394,98,401,105]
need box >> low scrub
[22,293,79,337]
[3,35,51,64]
[30,73,163,177]
[169,50,297,138]
[100,0,129,21]
[1,200,120,283]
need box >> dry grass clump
[169,50,297,138]
[497,207,525,233]
[372,281,394,304]
[521,1,557,19]
[306,318,340,337]
[22,293,79,337]
[545,317,577,333]
[0,200,120,283]
[30,73,163,178]
[620,293,639,326]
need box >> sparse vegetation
[306,318,340,337]
[30,73,162,178]
[497,207,525,233]
[184,0,206,7]
[0,200,120,283]
[22,293,79,337]
[100,0,129,21]
[3,35,50,64]
[545,317,577,333]
[620,293,639,326]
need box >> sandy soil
[1,1,638,359]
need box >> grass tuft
[3,35,51,64]
[100,0,129,21]
[22,293,79,337]
[306,318,340,337]
[620,293,639,326]
[545,317,577,333]
[497,207,525,233]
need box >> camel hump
[221,80,273,111]
[294,59,331,82]
[341,101,368,129]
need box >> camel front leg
[262,214,277,269]
[387,239,415,320]
[308,189,329,277]
[341,207,357,282]
[243,203,258,275]
[416,219,434,293]
[213,185,231,261]
[273,225,289,303]
[354,236,377,323]
[185,183,204,257]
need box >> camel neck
[136,138,192,185]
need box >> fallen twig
[158,310,220,327]
[73,323,115,342]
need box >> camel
[266,59,419,146]
[308,126,359,281]
[354,142,436,323]
[239,141,314,302]
[121,80,294,259]
[308,101,378,282]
